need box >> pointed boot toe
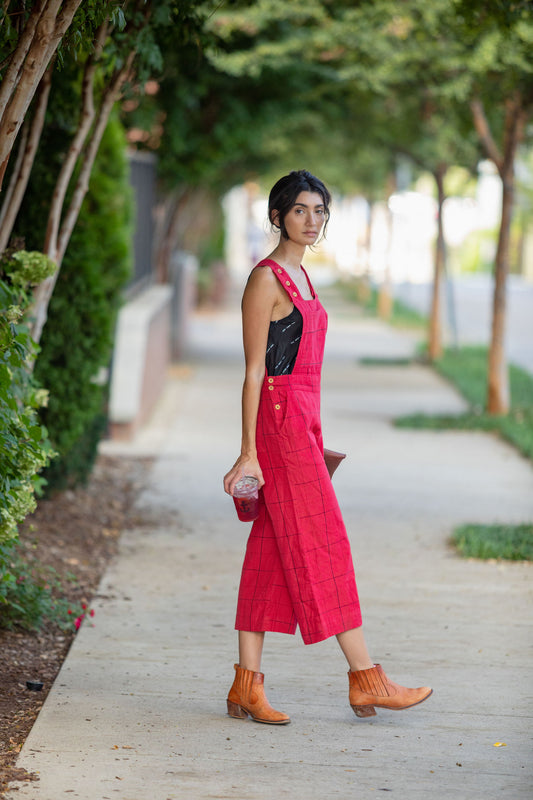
[349,664,432,717]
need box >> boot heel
[351,704,376,718]
[227,699,248,719]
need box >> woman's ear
[270,209,280,229]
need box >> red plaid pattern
[235,260,362,644]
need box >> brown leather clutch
[324,448,346,479]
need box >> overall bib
[235,259,362,645]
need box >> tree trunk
[0,116,29,245]
[471,95,526,414]
[0,59,54,253]
[44,20,109,261]
[487,167,513,414]
[154,187,191,284]
[31,54,136,345]
[428,165,447,361]
[358,200,374,304]
[0,0,48,120]
[0,0,83,192]
[377,173,396,320]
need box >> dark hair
[268,169,331,240]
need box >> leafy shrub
[0,253,58,627]
[0,541,81,631]
[0,254,56,546]
[31,114,132,491]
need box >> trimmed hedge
[32,115,132,491]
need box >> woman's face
[280,191,326,246]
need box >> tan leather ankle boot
[227,664,290,725]
[348,664,432,717]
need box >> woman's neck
[268,240,305,272]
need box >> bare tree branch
[501,92,526,180]
[0,58,55,252]
[0,0,82,189]
[0,0,48,120]
[56,53,136,265]
[0,113,29,238]
[30,51,136,344]
[470,97,504,175]
[44,18,110,260]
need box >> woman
[223,170,432,724]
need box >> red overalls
[235,259,362,645]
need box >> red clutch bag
[324,448,346,479]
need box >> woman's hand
[224,454,264,496]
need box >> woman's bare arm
[223,267,283,495]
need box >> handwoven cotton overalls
[235,259,362,645]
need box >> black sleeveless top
[265,305,303,375]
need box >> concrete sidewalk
[7,288,533,800]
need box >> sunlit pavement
[8,284,533,800]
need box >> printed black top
[265,305,303,376]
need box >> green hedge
[0,252,56,546]
[0,252,63,628]
[32,115,132,491]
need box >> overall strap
[255,259,315,302]
[255,259,298,302]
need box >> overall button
[286,281,291,286]
[268,386,274,391]
[293,291,297,297]
[268,377,274,383]
[277,268,282,273]
[275,404,281,410]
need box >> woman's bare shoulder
[245,264,280,296]
[247,264,277,283]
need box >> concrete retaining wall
[108,285,173,441]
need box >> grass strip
[395,345,533,463]
[358,356,416,366]
[452,523,533,561]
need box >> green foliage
[0,264,56,546]
[450,229,498,274]
[0,541,82,630]
[2,250,57,289]
[395,346,533,462]
[452,523,533,561]
[205,0,533,192]
[31,114,132,491]
[0,252,57,626]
